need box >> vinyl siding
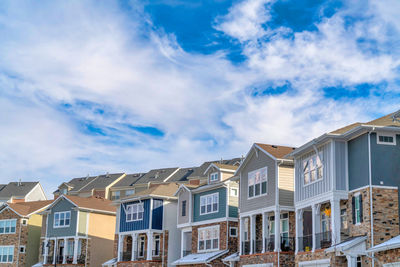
[221,172,233,182]
[295,142,333,202]
[228,182,239,218]
[335,141,347,190]
[47,199,77,237]
[239,149,276,213]
[26,214,43,267]
[26,185,46,201]
[177,190,190,225]
[152,199,163,230]
[278,165,294,207]
[348,133,369,190]
[193,187,226,222]
[119,199,150,232]
[78,211,88,236]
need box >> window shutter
[359,195,363,223]
[352,196,356,224]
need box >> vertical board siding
[335,141,347,191]
[278,165,294,206]
[295,143,332,202]
[119,199,150,232]
[47,199,77,237]
[177,190,191,225]
[239,150,276,213]
[348,133,369,190]
[152,199,163,230]
[193,187,226,222]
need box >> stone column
[250,215,255,254]
[147,232,153,260]
[73,238,79,264]
[131,233,137,261]
[274,209,280,252]
[331,199,341,245]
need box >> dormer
[204,163,238,184]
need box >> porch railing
[298,235,312,252]
[46,256,53,264]
[316,231,332,249]
[121,251,132,261]
[241,241,250,255]
[281,236,295,252]
[255,239,263,253]
[265,235,275,252]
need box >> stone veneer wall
[375,248,400,266]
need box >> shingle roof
[168,168,195,182]
[61,176,98,193]
[213,163,238,171]
[63,195,116,213]
[133,168,179,184]
[112,173,144,188]
[0,182,39,199]
[79,173,125,191]
[187,158,241,179]
[7,200,53,216]
[255,143,296,159]
[123,183,180,199]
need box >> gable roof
[48,195,116,214]
[187,158,241,180]
[255,143,296,159]
[122,183,180,200]
[6,200,53,217]
[367,234,400,253]
[0,182,41,199]
[168,168,195,182]
[78,173,125,192]
[133,168,179,184]
[111,173,144,188]
[55,175,98,193]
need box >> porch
[117,231,164,262]
[42,237,88,265]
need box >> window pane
[206,240,211,249]
[249,185,254,197]
[201,206,206,214]
[133,213,137,221]
[213,203,218,212]
[261,182,267,194]
[199,241,204,250]
[281,220,288,232]
[207,204,211,213]
[213,238,218,249]
[255,183,260,196]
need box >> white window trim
[230,188,238,197]
[354,195,361,225]
[126,203,144,222]
[21,219,28,226]
[210,172,219,182]
[229,227,238,237]
[197,225,220,252]
[153,235,161,256]
[53,211,71,228]
[377,133,396,145]
[0,219,17,234]
[303,152,323,187]
[200,193,219,215]
[280,213,289,237]
[0,245,14,263]
[247,167,268,200]
[19,246,25,254]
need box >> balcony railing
[182,250,191,257]
[265,235,275,252]
[241,241,250,255]
[254,239,263,253]
[298,235,312,252]
[46,256,53,264]
[281,236,295,252]
[77,254,86,264]
[316,231,332,249]
[65,255,74,264]
[121,251,132,261]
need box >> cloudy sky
[0,0,399,196]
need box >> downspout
[16,218,23,267]
[276,160,284,267]
[368,130,375,267]
[162,230,165,267]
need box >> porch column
[62,238,67,264]
[312,204,318,252]
[131,233,137,261]
[262,213,266,253]
[239,217,244,255]
[250,215,255,254]
[43,239,49,264]
[117,234,123,261]
[73,237,79,264]
[295,209,302,253]
[331,199,341,245]
[147,232,153,260]
[346,255,356,267]
[53,239,57,264]
[274,209,280,252]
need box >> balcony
[242,241,250,255]
[280,236,295,252]
[298,235,312,252]
[315,231,332,249]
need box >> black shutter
[359,195,363,223]
[352,196,356,224]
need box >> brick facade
[375,248,400,266]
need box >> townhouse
[234,143,296,267]
[109,173,145,201]
[106,183,181,267]
[172,162,239,266]
[38,195,116,267]
[290,111,400,267]
[0,181,47,204]
[0,200,52,267]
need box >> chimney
[189,179,200,185]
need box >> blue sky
[0,0,399,196]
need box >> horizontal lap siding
[47,199,77,237]
[178,190,190,225]
[229,182,239,218]
[193,187,226,222]
[295,142,332,202]
[119,199,150,232]
[278,165,294,206]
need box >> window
[111,191,120,200]
[19,246,25,253]
[353,194,363,224]
[303,152,323,185]
[243,218,249,241]
[377,133,396,145]
[280,213,289,239]
[198,226,219,252]
[230,188,238,197]
[200,193,219,215]
[126,190,135,197]
[210,172,219,182]
[248,167,267,198]
[269,215,275,236]
[153,235,160,256]
[67,240,74,257]
[229,227,237,237]
[341,209,348,230]
[61,188,68,194]
[21,219,28,226]
[181,200,187,217]
[0,246,13,263]
[126,203,144,222]
[0,219,16,234]
[138,236,145,258]
[357,256,362,267]
[54,211,71,228]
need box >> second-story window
[341,208,348,230]
[126,190,135,197]
[181,200,186,217]
[352,194,363,224]
[0,219,16,234]
[54,211,71,228]
[303,152,323,185]
[377,133,396,145]
[126,203,144,222]
[111,191,120,200]
[248,167,267,198]
[200,193,219,215]
[210,172,219,182]
[198,226,219,252]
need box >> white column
[295,209,302,253]
[147,232,153,260]
[62,238,67,264]
[250,215,255,254]
[239,218,244,255]
[274,209,280,252]
[53,239,57,264]
[346,255,357,267]
[262,213,266,253]
[331,199,341,245]
[73,238,79,264]
[43,239,49,264]
[131,233,137,261]
[117,234,123,261]
[312,204,320,252]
